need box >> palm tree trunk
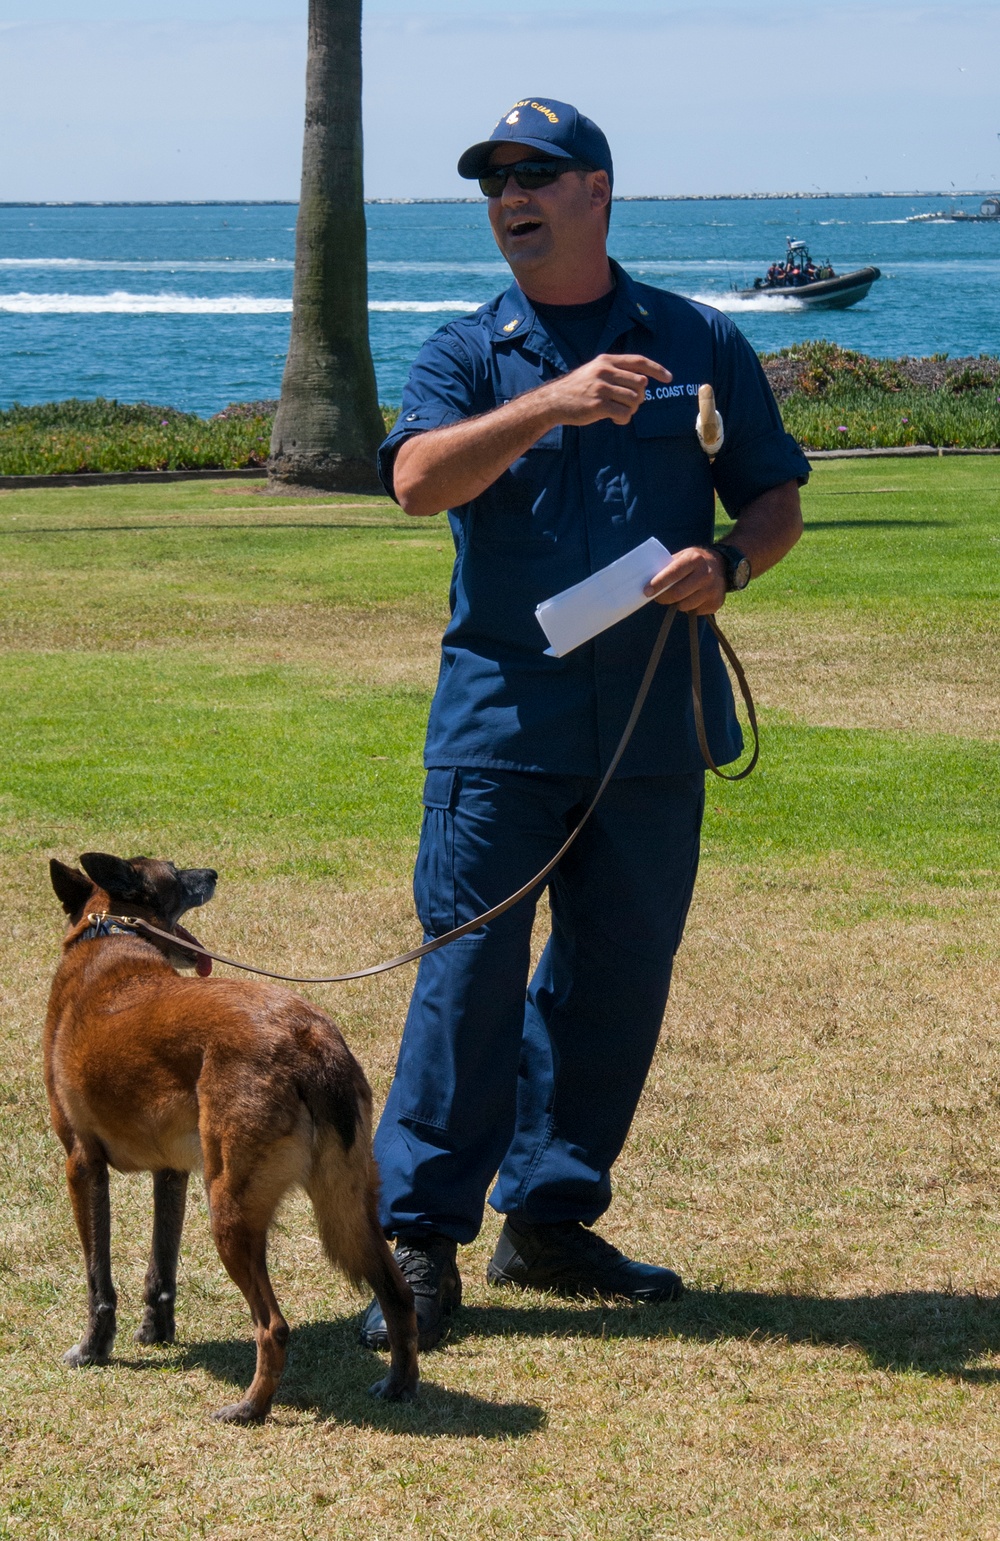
[269,0,383,491]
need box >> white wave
[682,289,807,313]
[0,257,293,271]
[0,291,483,315]
[368,260,507,274]
[0,291,292,313]
[369,299,480,312]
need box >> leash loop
[689,612,760,781]
[95,606,758,984]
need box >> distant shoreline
[0,191,993,209]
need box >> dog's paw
[134,1320,175,1346]
[368,1376,418,1403]
[211,1399,268,1425]
[63,1342,109,1368]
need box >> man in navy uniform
[361,98,807,1351]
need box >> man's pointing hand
[540,354,671,427]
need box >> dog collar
[80,915,136,942]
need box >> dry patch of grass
[4,852,1000,1539]
[726,607,1000,741]
[0,601,446,692]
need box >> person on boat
[359,96,808,1351]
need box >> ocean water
[1,196,999,416]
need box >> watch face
[716,544,750,590]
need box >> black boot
[359,1233,462,1352]
[488,1216,683,1303]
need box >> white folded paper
[535,536,672,658]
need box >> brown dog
[44,851,418,1422]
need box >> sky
[0,0,998,201]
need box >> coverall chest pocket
[634,397,713,527]
[633,396,700,442]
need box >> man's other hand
[542,355,671,426]
[643,481,804,614]
[644,548,726,616]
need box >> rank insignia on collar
[503,318,520,333]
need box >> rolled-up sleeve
[710,324,810,517]
[377,324,479,500]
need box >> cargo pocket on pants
[412,768,458,937]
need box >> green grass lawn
[1,460,999,1538]
[0,461,995,885]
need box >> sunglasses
[478,159,591,198]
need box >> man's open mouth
[508,220,542,237]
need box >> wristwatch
[713,542,751,592]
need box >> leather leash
[87,606,758,986]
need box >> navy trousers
[373,766,705,1243]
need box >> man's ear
[49,860,95,918]
[79,852,149,904]
[590,168,611,213]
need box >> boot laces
[394,1241,451,1294]
[552,1221,623,1266]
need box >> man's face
[486,141,610,280]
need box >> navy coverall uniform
[375,262,809,1243]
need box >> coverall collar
[489,259,657,370]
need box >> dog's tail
[300,1015,420,1397]
[299,1026,385,1289]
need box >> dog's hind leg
[203,1150,291,1424]
[362,1235,420,1404]
[63,1142,117,1367]
[135,1168,188,1346]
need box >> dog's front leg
[135,1168,188,1346]
[63,1143,117,1367]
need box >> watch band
[713,542,751,592]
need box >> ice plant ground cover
[0,399,400,477]
[0,459,998,1538]
[1,349,999,475]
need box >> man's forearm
[393,392,560,518]
[392,352,672,517]
[722,478,803,577]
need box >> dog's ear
[50,859,95,917]
[79,852,150,904]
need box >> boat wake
[683,289,807,313]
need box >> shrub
[763,341,908,397]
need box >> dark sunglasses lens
[515,164,562,189]
[478,161,563,196]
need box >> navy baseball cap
[457,98,613,188]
